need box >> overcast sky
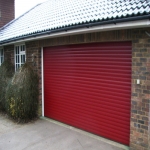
[15,0,47,18]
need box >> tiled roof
[0,0,150,44]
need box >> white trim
[14,44,26,71]
[41,47,44,117]
[145,31,150,37]
[0,19,150,46]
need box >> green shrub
[0,61,14,111]
[5,63,39,122]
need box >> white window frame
[0,47,4,66]
[15,44,26,71]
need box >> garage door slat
[44,41,131,145]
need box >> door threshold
[41,116,129,150]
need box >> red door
[43,42,131,145]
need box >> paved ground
[0,113,128,150]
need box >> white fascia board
[1,19,150,46]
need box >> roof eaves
[0,13,150,45]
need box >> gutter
[0,14,150,46]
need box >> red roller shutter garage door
[43,41,131,145]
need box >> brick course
[3,27,150,150]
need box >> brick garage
[2,27,150,150]
[0,0,150,150]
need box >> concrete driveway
[0,113,128,150]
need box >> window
[0,48,4,66]
[15,44,26,71]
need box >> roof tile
[0,0,150,43]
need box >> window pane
[18,47,20,54]
[18,55,20,63]
[21,55,22,63]
[16,46,18,54]
[23,55,25,63]
[16,55,17,63]
[1,57,4,63]
[0,49,4,65]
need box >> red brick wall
[130,33,150,150]
[4,45,14,64]
[0,0,14,28]
[25,43,42,107]
[3,27,150,150]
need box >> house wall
[4,27,150,150]
[4,45,14,64]
[0,0,14,28]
